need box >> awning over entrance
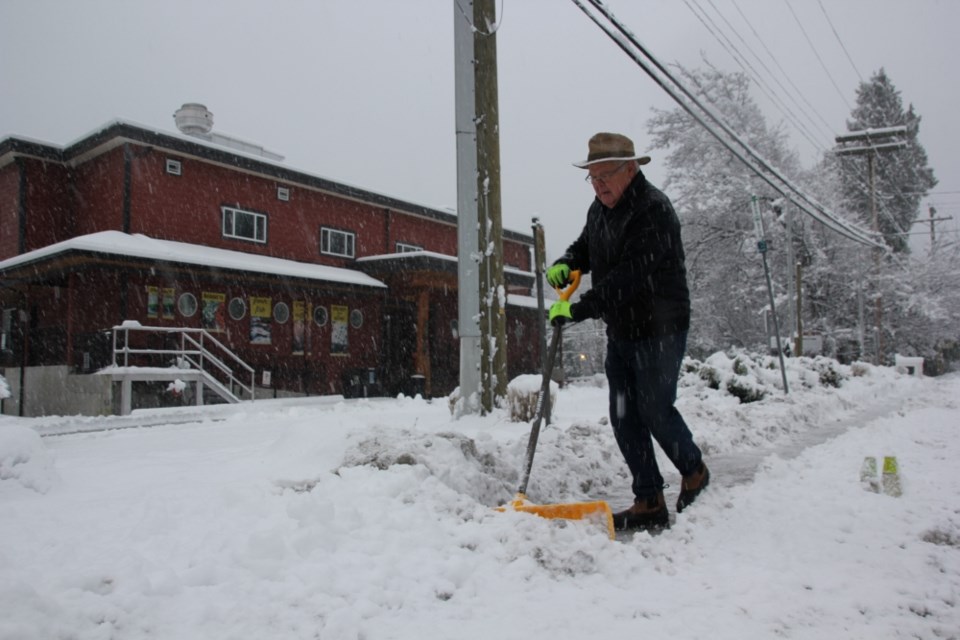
[356,250,534,290]
[0,231,387,289]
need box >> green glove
[546,263,571,288]
[549,300,573,326]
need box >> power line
[697,0,832,150]
[730,0,837,137]
[571,0,882,248]
[817,0,863,83]
[704,1,902,239]
[782,0,853,112]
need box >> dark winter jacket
[555,170,690,340]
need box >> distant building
[0,105,540,416]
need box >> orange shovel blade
[500,495,615,540]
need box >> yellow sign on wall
[331,304,348,354]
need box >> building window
[349,309,364,329]
[273,301,290,324]
[395,242,423,253]
[1,308,13,352]
[313,305,328,327]
[277,186,290,202]
[222,206,267,244]
[320,227,355,258]
[178,293,198,317]
[228,297,247,321]
[165,158,182,176]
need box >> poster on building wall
[162,288,176,319]
[250,296,272,345]
[292,301,306,355]
[146,286,159,318]
[202,292,226,332]
[331,304,349,354]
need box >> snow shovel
[500,270,615,539]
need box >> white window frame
[321,227,355,258]
[273,302,290,324]
[228,297,247,321]
[165,158,182,176]
[395,242,423,253]
[277,186,290,202]
[222,206,267,244]
[177,293,198,317]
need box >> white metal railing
[111,323,255,402]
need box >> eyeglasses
[584,161,630,184]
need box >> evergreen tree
[839,69,937,252]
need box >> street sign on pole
[751,196,789,395]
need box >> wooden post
[473,0,507,412]
[795,262,803,357]
[416,290,430,395]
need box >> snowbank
[0,356,956,638]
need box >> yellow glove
[548,300,572,326]
[546,263,571,288]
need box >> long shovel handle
[517,271,581,497]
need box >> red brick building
[0,109,541,415]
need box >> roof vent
[174,103,214,135]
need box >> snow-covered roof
[0,230,387,289]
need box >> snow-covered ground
[1,355,958,639]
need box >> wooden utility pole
[453,0,506,414]
[869,151,882,365]
[474,0,507,412]
[835,127,907,365]
[795,262,803,357]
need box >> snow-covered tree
[647,65,804,357]
[838,69,937,253]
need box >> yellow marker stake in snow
[881,456,902,497]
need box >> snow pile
[0,356,957,638]
[505,373,556,422]
[0,424,59,494]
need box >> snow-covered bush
[680,349,861,404]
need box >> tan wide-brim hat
[573,132,651,168]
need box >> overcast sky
[2,0,957,259]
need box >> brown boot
[613,491,669,531]
[677,462,710,513]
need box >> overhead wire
[782,0,853,112]
[690,0,830,154]
[570,0,883,248]
[817,0,864,83]
[725,0,909,241]
[803,1,915,239]
[729,0,837,137]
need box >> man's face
[587,160,635,208]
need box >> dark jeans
[605,331,702,501]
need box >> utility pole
[929,205,938,245]
[908,205,953,256]
[454,0,481,415]
[835,126,908,365]
[795,262,803,357]
[453,0,506,414]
